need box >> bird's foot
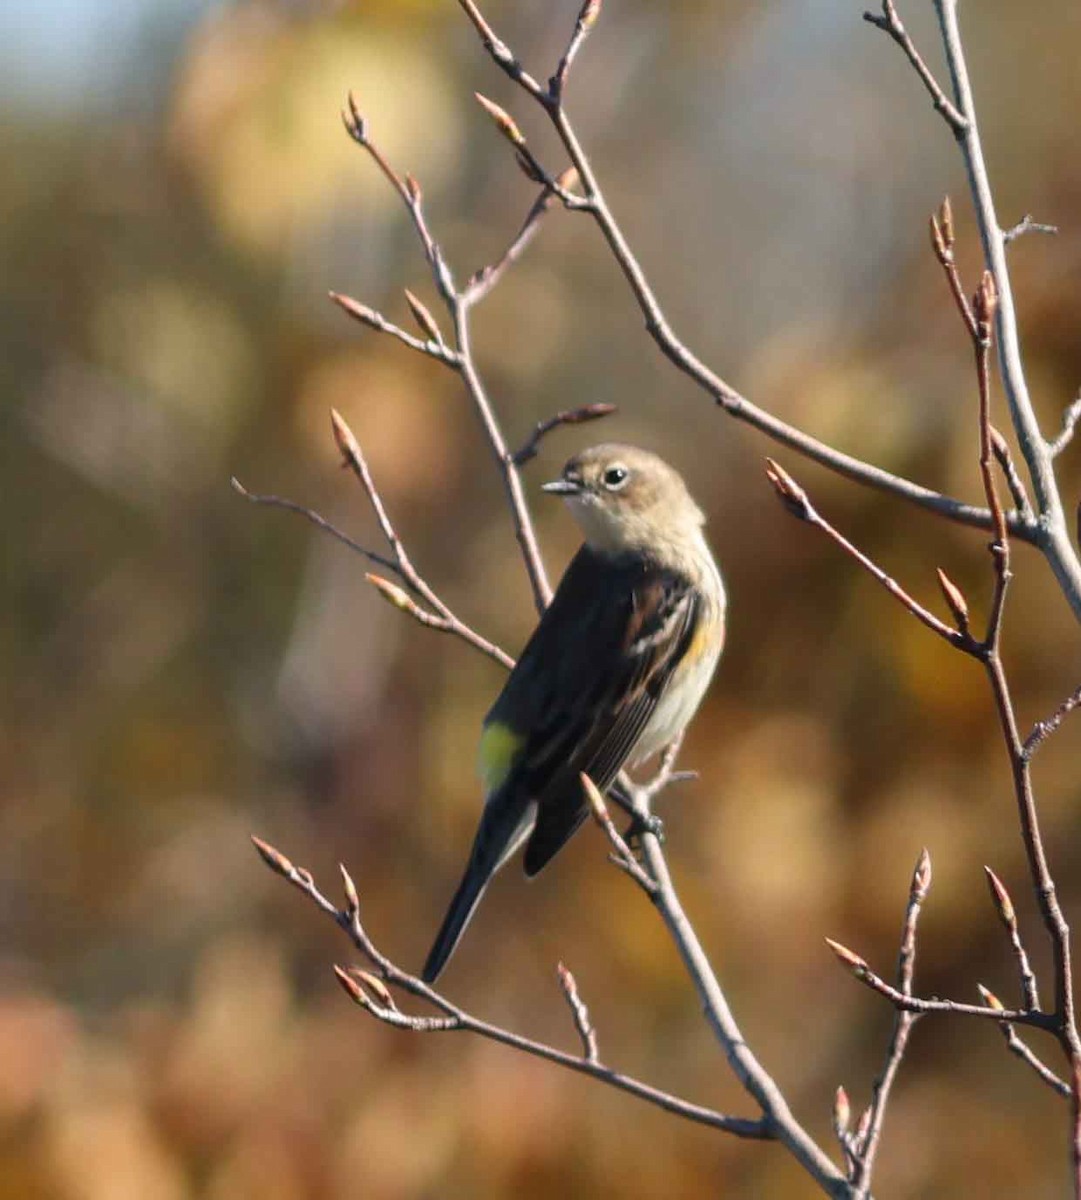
[622,811,665,849]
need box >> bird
[421,443,726,983]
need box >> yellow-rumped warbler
[422,444,726,982]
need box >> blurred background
[3,0,1081,1195]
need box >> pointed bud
[330,291,380,331]
[366,573,413,613]
[855,1106,872,1145]
[825,938,869,977]
[911,847,933,901]
[330,407,362,465]
[474,93,526,147]
[555,166,580,192]
[581,772,609,825]
[936,568,970,631]
[353,969,394,1008]
[974,270,998,327]
[405,174,422,205]
[978,983,1005,1012]
[340,864,360,915]
[403,289,442,344]
[833,1085,851,1135]
[764,458,811,520]
[251,836,294,879]
[939,196,954,249]
[334,965,370,1007]
[929,212,948,261]
[557,962,577,997]
[984,866,1016,928]
[342,92,366,142]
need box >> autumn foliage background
[4,1,1081,1196]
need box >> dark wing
[485,547,700,877]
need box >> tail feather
[422,793,533,983]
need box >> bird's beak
[541,478,581,496]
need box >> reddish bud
[825,938,869,977]
[984,866,1016,928]
[403,289,442,344]
[474,92,526,147]
[936,568,970,631]
[251,836,294,879]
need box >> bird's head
[542,443,705,556]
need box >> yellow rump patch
[478,723,524,794]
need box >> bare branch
[231,479,397,576]
[511,403,617,466]
[582,773,658,894]
[850,850,931,1195]
[1003,214,1059,244]
[1024,684,1081,760]
[764,459,966,648]
[985,867,1040,1011]
[931,0,1081,621]
[551,0,603,98]
[460,2,1030,549]
[824,936,1051,1030]
[464,170,583,307]
[330,291,460,366]
[862,1,967,133]
[254,840,767,1138]
[998,1021,1071,1099]
[557,962,599,1063]
[1049,394,1081,459]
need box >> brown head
[542,443,706,559]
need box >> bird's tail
[421,791,534,984]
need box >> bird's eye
[602,464,630,490]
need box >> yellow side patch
[478,722,525,794]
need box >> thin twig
[985,867,1041,1012]
[763,459,966,648]
[511,403,617,466]
[330,291,460,366]
[1003,215,1059,244]
[850,850,931,1195]
[459,3,1034,549]
[463,173,577,306]
[1049,395,1081,460]
[862,2,967,132]
[330,410,514,669]
[551,0,602,98]
[999,1022,1071,1099]
[991,428,1033,523]
[931,0,1081,621]
[1024,684,1081,760]
[557,962,599,1063]
[823,937,1051,1030]
[251,839,765,1137]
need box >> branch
[763,459,966,648]
[607,775,854,1197]
[251,838,767,1139]
[862,2,967,132]
[1024,684,1081,760]
[511,403,617,466]
[823,937,1052,1030]
[1002,214,1059,244]
[985,867,1040,1012]
[850,850,931,1196]
[458,0,1034,548]
[929,0,1081,620]
[329,291,460,366]
[1049,394,1081,460]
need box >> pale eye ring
[602,464,630,490]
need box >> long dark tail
[422,791,533,983]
